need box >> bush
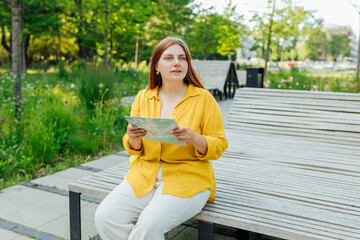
[0,62,143,189]
[77,63,116,110]
[114,61,149,96]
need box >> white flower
[70,83,75,88]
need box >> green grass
[265,69,358,93]
[0,62,148,190]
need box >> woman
[95,37,228,240]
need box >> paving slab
[0,197,61,229]
[78,202,98,222]
[11,236,34,240]
[37,214,97,240]
[0,185,68,214]
[0,227,21,240]
[81,154,128,169]
[31,174,73,191]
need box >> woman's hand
[173,127,208,155]
[127,125,147,150]
[172,127,195,144]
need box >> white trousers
[94,166,211,240]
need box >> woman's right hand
[127,125,147,140]
[127,125,147,150]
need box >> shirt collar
[145,84,201,100]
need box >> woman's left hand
[173,127,195,144]
[173,127,208,155]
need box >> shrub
[114,62,149,96]
[87,95,129,148]
[77,63,116,110]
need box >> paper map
[124,116,185,146]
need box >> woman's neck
[159,81,188,99]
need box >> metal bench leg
[198,220,214,240]
[69,191,81,240]
[237,228,250,239]
[237,229,261,240]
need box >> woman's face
[156,44,188,84]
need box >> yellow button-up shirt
[122,84,228,201]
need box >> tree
[1,0,63,67]
[251,0,277,78]
[11,0,22,117]
[185,9,221,60]
[328,33,350,62]
[216,1,245,60]
[144,0,194,47]
[305,29,327,60]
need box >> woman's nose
[173,58,180,66]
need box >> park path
[0,98,233,240]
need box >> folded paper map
[124,116,185,146]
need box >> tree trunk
[20,3,26,74]
[109,27,113,68]
[135,35,141,67]
[103,0,108,68]
[58,35,61,61]
[75,0,87,59]
[264,0,276,81]
[203,51,207,60]
[24,34,31,66]
[12,0,22,118]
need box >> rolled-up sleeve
[122,91,144,155]
[195,94,228,160]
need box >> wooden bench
[192,60,239,100]
[69,88,360,240]
[236,70,246,87]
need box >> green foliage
[305,29,327,61]
[215,1,246,60]
[77,63,116,110]
[144,0,195,47]
[114,61,149,96]
[251,0,320,61]
[185,12,220,60]
[87,96,128,149]
[328,33,351,61]
[265,69,357,93]
[0,65,140,189]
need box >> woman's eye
[165,57,172,60]
[180,57,186,60]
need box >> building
[326,24,358,61]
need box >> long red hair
[149,37,205,89]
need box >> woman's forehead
[162,44,185,55]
